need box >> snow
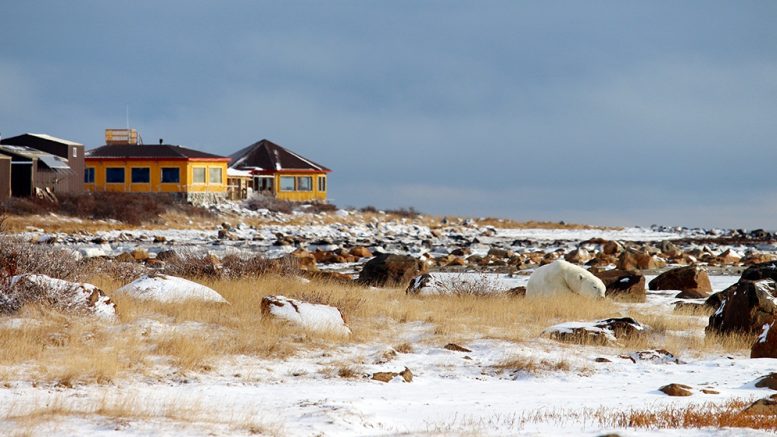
[262,295,351,335]
[757,323,771,344]
[8,274,117,319]
[114,275,228,304]
[407,272,526,295]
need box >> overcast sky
[2,1,776,229]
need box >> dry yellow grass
[0,272,754,385]
[2,391,281,436]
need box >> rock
[260,295,350,335]
[741,261,777,282]
[218,229,235,240]
[406,273,518,296]
[594,357,612,363]
[707,279,777,335]
[4,274,117,319]
[602,240,623,256]
[717,249,741,265]
[544,317,646,345]
[444,343,472,353]
[659,383,693,397]
[155,249,179,262]
[446,257,467,267]
[371,367,412,383]
[349,246,372,259]
[130,248,149,262]
[358,253,427,287]
[153,235,167,243]
[115,274,228,304]
[754,373,777,390]
[659,241,682,257]
[114,252,135,263]
[742,397,777,415]
[592,269,646,302]
[701,389,719,394]
[564,248,592,264]
[287,249,318,271]
[618,349,682,364]
[751,321,777,358]
[743,253,777,266]
[617,249,665,271]
[487,248,513,259]
[649,266,712,297]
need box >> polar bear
[526,260,606,299]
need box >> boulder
[741,261,777,282]
[602,240,623,256]
[444,343,472,353]
[371,367,413,383]
[564,248,592,264]
[619,349,682,364]
[155,249,179,262]
[114,252,135,263]
[131,248,150,262]
[287,249,318,271]
[648,265,712,298]
[717,249,742,265]
[358,253,427,287]
[544,317,646,345]
[706,279,777,335]
[349,247,372,259]
[751,322,777,359]
[406,273,518,296]
[115,274,228,304]
[4,274,117,319]
[659,383,692,397]
[592,269,646,302]
[487,247,514,259]
[754,373,777,390]
[742,397,777,415]
[617,250,665,271]
[260,295,350,335]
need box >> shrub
[245,193,295,214]
[385,207,421,218]
[0,192,214,225]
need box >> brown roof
[229,139,330,172]
[86,144,227,160]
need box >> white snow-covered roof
[27,133,83,146]
[227,168,253,178]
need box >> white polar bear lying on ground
[526,260,606,299]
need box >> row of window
[279,176,326,192]
[84,167,223,184]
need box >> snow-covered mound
[406,272,525,295]
[260,295,351,335]
[543,317,647,345]
[114,275,228,304]
[6,274,117,319]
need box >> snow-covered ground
[1,275,775,436]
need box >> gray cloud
[1,1,776,229]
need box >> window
[131,167,150,183]
[193,167,206,183]
[84,168,95,183]
[72,147,78,158]
[318,176,327,192]
[279,176,295,191]
[209,167,222,184]
[297,176,313,192]
[106,168,125,183]
[161,167,180,183]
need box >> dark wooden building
[0,133,85,195]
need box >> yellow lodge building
[229,139,331,202]
[85,131,229,203]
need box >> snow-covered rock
[260,295,351,335]
[544,317,646,345]
[114,275,228,304]
[5,274,117,319]
[406,273,523,296]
